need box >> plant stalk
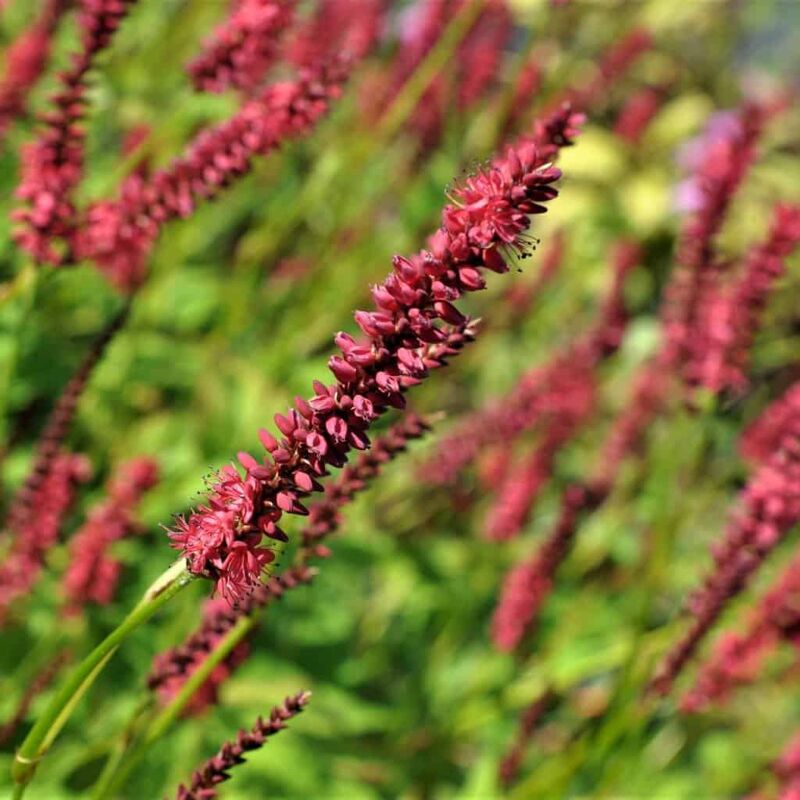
[11,559,195,795]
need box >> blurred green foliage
[1,0,800,797]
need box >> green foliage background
[1,0,800,797]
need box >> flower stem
[11,559,195,795]
[93,614,257,799]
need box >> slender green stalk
[11,559,195,796]
[88,697,154,800]
[94,615,257,799]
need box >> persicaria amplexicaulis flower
[13,0,139,265]
[186,0,296,94]
[76,59,350,291]
[491,484,602,650]
[425,236,637,502]
[684,203,800,393]
[662,103,766,374]
[168,127,571,606]
[174,691,310,799]
[651,380,800,695]
[681,549,800,713]
[498,689,557,789]
[288,0,386,68]
[149,415,430,710]
[61,457,159,612]
[4,308,127,539]
[741,383,800,467]
[0,452,92,624]
[0,0,69,141]
[613,85,665,145]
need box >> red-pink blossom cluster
[4,309,127,539]
[613,85,664,144]
[149,415,430,709]
[61,457,159,612]
[0,0,69,140]
[594,357,670,486]
[498,690,556,789]
[424,236,637,495]
[13,0,138,265]
[773,733,800,800]
[288,0,385,67]
[149,595,254,715]
[651,380,800,695]
[488,354,672,652]
[484,381,596,542]
[186,0,296,94]
[174,691,310,800]
[455,0,512,109]
[371,0,511,149]
[684,204,800,393]
[544,27,652,119]
[168,126,571,605]
[491,484,601,650]
[662,104,765,374]
[742,384,800,467]
[0,452,92,624]
[76,60,349,291]
[682,549,800,713]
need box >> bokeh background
[1,0,800,797]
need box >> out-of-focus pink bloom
[594,358,669,487]
[4,309,127,540]
[682,548,800,713]
[542,27,652,120]
[491,484,601,650]
[484,379,596,542]
[684,204,800,393]
[742,384,800,467]
[0,452,92,624]
[150,596,253,715]
[61,457,159,612]
[651,380,800,695]
[455,0,512,109]
[498,690,557,789]
[288,0,385,67]
[174,692,310,800]
[613,85,665,144]
[484,239,637,542]
[168,125,572,605]
[662,104,766,375]
[681,627,778,713]
[0,0,69,142]
[13,0,138,265]
[424,236,636,492]
[369,0,511,149]
[77,60,350,291]
[187,0,296,94]
[774,734,800,800]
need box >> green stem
[11,559,195,795]
[88,698,153,800]
[95,615,257,799]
